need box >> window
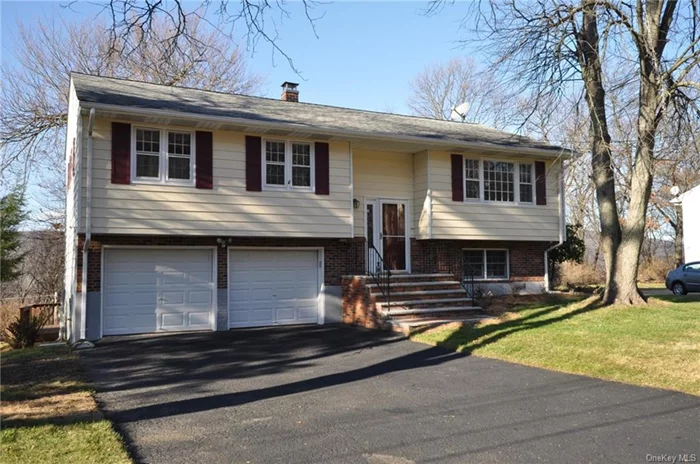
[463,249,509,280]
[263,140,314,190]
[483,161,515,202]
[464,158,480,200]
[461,158,538,204]
[132,127,194,184]
[519,163,534,204]
[684,263,700,273]
[265,141,286,186]
[291,143,312,187]
[167,132,192,180]
[135,129,160,178]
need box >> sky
[0,1,483,223]
[1,0,480,114]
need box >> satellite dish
[670,186,680,196]
[450,102,470,122]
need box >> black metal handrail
[367,243,391,311]
[427,255,476,299]
[460,257,477,300]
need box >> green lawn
[1,345,131,464]
[412,295,700,396]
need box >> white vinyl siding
[413,151,430,239]
[80,119,352,237]
[430,151,561,241]
[353,149,414,237]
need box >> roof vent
[281,81,299,102]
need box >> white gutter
[77,108,96,347]
[80,102,571,159]
[544,161,566,292]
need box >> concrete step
[380,306,483,316]
[377,297,474,309]
[367,280,462,289]
[372,289,469,302]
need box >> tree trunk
[578,3,622,302]
[674,209,684,267]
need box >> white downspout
[76,108,96,348]
[544,161,566,292]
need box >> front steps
[364,273,489,333]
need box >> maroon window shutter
[111,122,131,184]
[451,154,464,201]
[245,136,262,192]
[195,131,213,189]
[315,142,330,195]
[535,161,547,205]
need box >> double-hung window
[463,249,509,280]
[263,140,314,190]
[133,127,194,184]
[464,158,480,200]
[519,163,534,204]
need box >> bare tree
[95,0,324,73]
[432,0,700,305]
[1,15,264,216]
[407,57,510,127]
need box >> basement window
[463,249,509,280]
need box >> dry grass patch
[1,344,131,463]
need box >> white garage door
[228,249,320,328]
[103,248,215,336]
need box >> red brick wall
[411,239,550,281]
[341,276,384,329]
[75,234,550,293]
[76,235,365,291]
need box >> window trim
[261,138,315,192]
[131,126,196,186]
[463,157,537,206]
[462,248,510,281]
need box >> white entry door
[228,249,320,328]
[102,248,215,336]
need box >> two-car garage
[101,247,322,337]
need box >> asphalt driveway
[81,325,700,464]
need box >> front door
[380,201,407,271]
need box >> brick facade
[76,235,365,292]
[341,276,384,329]
[410,239,550,281]
[76,235,549,293]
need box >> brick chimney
[281,81,299,102]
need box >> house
[679,184,700,262]
[62,73,568,342]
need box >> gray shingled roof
[71,73,565,155]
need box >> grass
[638,281,666,289]
[1,344,132,464]
[411,294,700,396]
